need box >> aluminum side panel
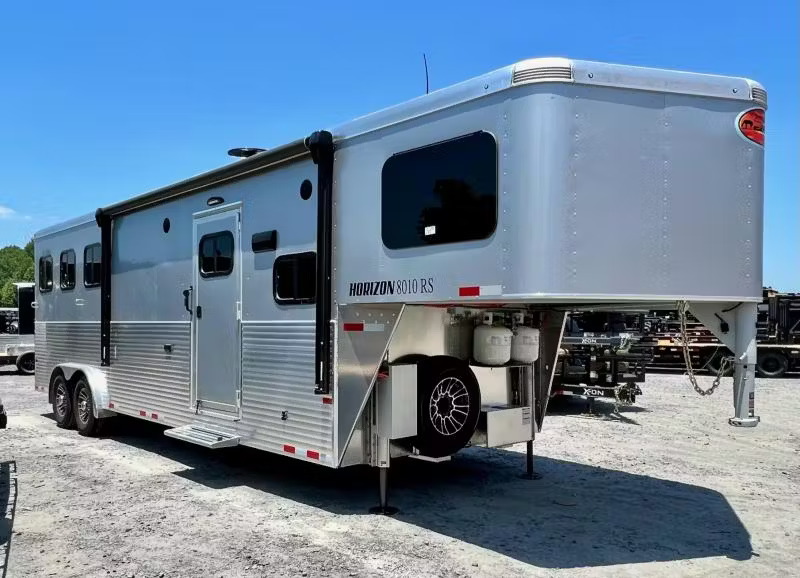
[240,321,334,463]
[107,323,192,423]
[336,304,403,465]
[34,322,100,392]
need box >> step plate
[164,425,240,449]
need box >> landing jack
[520,440,542,480]
[369,467,399,515]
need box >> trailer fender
[53,363,114,419]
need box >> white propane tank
[511,326,540,363]
[473,313,512,366]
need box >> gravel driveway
[1,368,798,577]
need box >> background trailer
[33,57,766,511]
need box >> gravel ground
[1,368,798,578]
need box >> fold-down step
[164,424,240,449]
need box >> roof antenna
[423,53,430,94]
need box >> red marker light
[738,109,765,146]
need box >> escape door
[192,204,242,414]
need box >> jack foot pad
[729,416,760,427]
[369,505,399,516]
[519,472,542,480]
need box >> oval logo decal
[738,108,765,146]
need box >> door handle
[183,286,193,315]
[196,305,202,319]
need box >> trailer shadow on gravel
[0,460,18,578]
[85,415,752,570]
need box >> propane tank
[511,326,540,363]
[473,312,512,365]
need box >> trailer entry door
[192,205,242,415]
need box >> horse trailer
[33,57,766,511]
[0,282,36,375]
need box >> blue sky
[0,1,797,289]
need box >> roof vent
[750,86,767,108]
[228,147,266,159]
[512,58,573,85]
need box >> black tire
[756,351,788,378]
[706,351,733,376]
[73,377,101,436]
[52,373,74,429]
[16,353,35,375]
[412,357,481,458]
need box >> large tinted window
[274,252,316,304]
[84,243,102,287]
[381,131,498,250]
[38,256,53,293]
[60,249,76,290]
[199,232,234,277]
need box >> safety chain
[677,301,730,396]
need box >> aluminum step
[164,424,240,449]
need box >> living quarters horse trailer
[34,58,766,511]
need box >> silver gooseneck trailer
[33,57,766,511]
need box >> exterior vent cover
[512,66,572,85]
[750,86,767,107]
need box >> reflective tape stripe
[459,285,502,297]
[283,444,295,454]
[343,322,385,332]
[307,450,320,460]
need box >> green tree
[0,241,35,306]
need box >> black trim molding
[305,130,334,395]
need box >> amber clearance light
[738,108,765,146]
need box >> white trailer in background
[33,57,766,512]
[0,282,36,374]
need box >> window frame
[38,255,53,293]
[59,249,76,290]
[83,243,102,288]
[380,130,499,251]
[198,231,235,278]
[273,251,316,305]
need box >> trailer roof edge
[97,138,309,219]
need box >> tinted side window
[84,243,102,287]
[381,131,498,250]
[38,256,53,292]
[199,232,234,277]
[274,252,316,304]
[60,249,76,290]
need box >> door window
[199,231,235,277]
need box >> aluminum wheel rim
[429,376,470,436]
[55,382,68,417]
[77,388,91,424]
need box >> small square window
[274,252,316,304]
[60,249,76,290]
[199,231,235,277]
[38,256,53,293]
[84,243,102,287]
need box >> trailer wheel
[756,351,788,378]
[15,353,35,375]
[73,377,102,436]
[412,357,481,458]
[52,373,75,429]
[706,351,733,376]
